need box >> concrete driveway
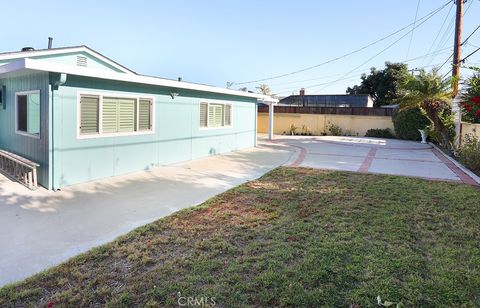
[0,141,295,286]
[274,135,480,185]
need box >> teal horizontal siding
[52,75,256,188]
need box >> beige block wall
[257,113,394,136]
[461,122,480,140]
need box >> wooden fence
[258,106,397,117]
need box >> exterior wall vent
[77,56,87,67]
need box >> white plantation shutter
[208,104,215,127]
[102,97,118,133]
[80,95,99,134]
[139,99,152,131]
[117,98,136,132]
[209,104,224,127]
[101,97,136,133]
[200,102,208,127]
[225,104,231,126]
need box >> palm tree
[256,84,272,96]
[398,70,455,151]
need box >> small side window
[16,91,40,138]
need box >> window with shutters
[199,102,232,128]
[15,90,41,138]
[78,93,154,138]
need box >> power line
[275,61,445,95]
[275,76,362,95]
[436,53,454,72]
[405,46,453,63]
[231,1,452,86]
[422,2,454,66]
[435,23,480,74]
[462,47,480,63]
[441,46,479,81]
[275,47,453,89]
[268,67,372,87]
[406,0,421,60]
[462,25,480,46]
[427,0,473,66]
[312,4,447,92]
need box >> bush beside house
[392,107,430,140]
[456,133,480,176]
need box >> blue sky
[3,0,480,95]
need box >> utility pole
[408,68,421,76]
[452,0,464,96]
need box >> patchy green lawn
[1,167,480,307]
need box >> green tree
[346,62,410,107]
[398,69,455,151]
[256,84,272,95]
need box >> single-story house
[0,45,276,190]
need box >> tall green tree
[346,62,410,107]
[398,69,455,151]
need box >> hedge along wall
[257,112,394,136]
[460,122,480,143]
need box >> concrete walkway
[274,135,480,186]
[0,142,294,286]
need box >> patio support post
[268,102,274,140]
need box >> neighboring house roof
[0,45,277,103]
[279,94,373,107]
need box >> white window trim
[76,91,155,139]
[199,102,233,130]
[15,90,41,139]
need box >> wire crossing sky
[2,0,480,95]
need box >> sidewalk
[0,142,294,286]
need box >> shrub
[365,128,395,138]
[327,122,342,136]
[456,132,480,176]
[288,124,298,135]
[392,107,430,140]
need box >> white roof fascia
[1,58,277,102]
[0,46,135,75]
